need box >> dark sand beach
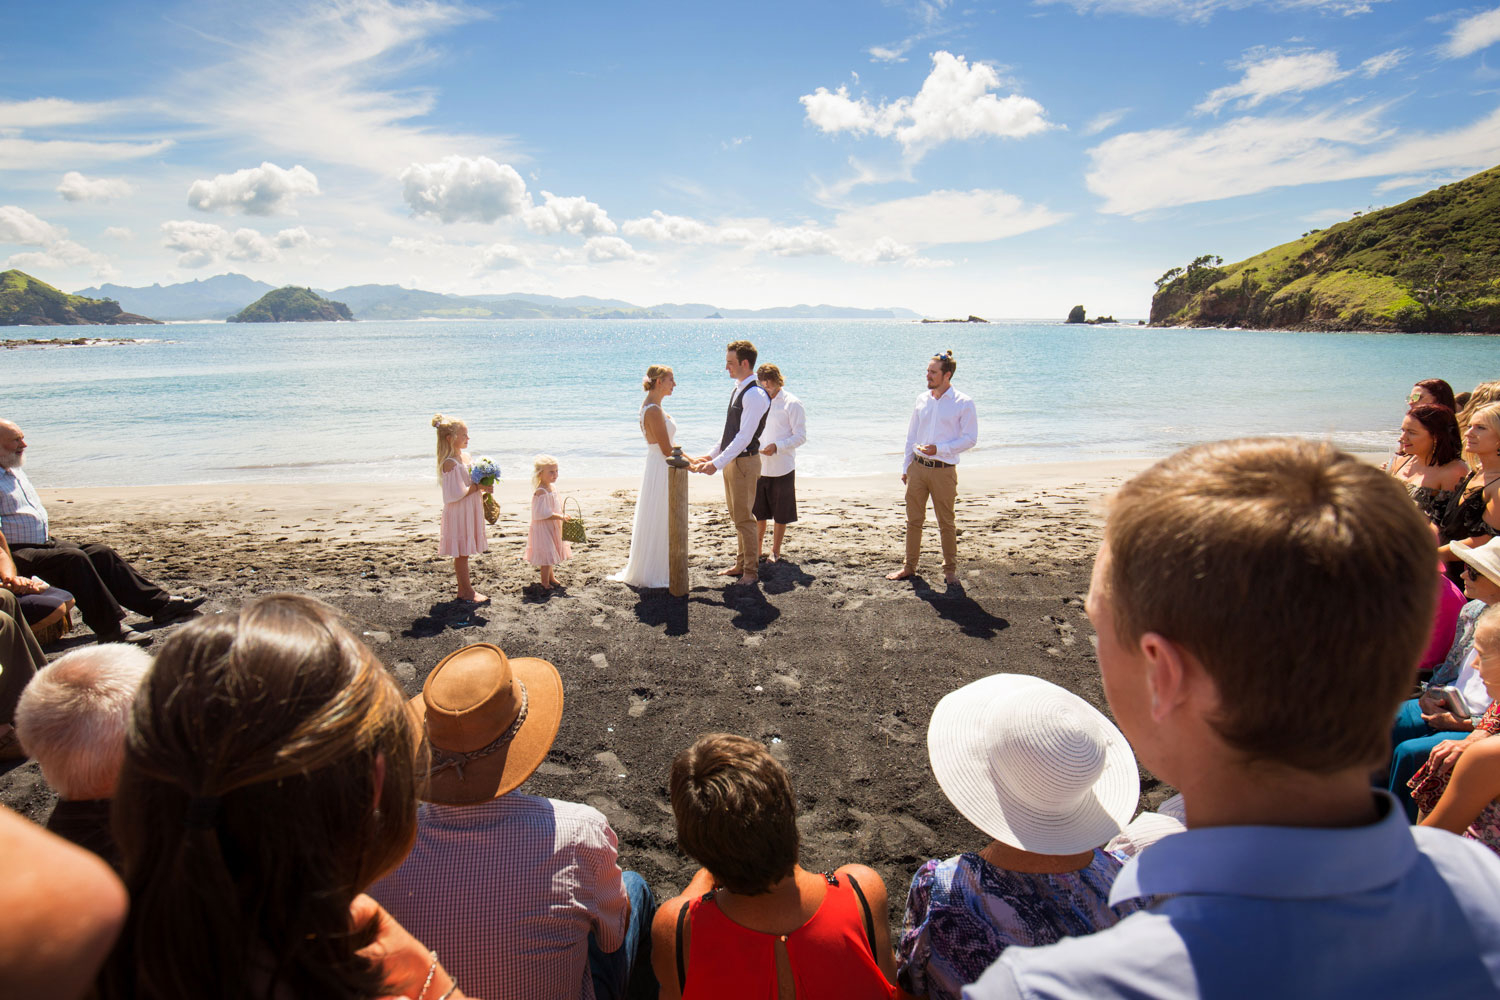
[0,462,1174,922]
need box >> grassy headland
[0,270,160,326]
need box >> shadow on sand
[404,599,491,638]
[904,575,1009,639]
[759,558,816,596]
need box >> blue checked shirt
[0,466,49,545]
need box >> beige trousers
[904,460,959,574]
[723,454,762,574]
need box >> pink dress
[524,489,571,566]
[439,457,488,558]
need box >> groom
[692,340,771,586]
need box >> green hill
[1150,165,1500,333]
[0,270,160,326]
[228,286,354,323]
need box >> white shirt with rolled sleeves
[759,389,806,478]
[707,374,772,471]
[902,386,978,474]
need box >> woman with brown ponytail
[102,595,469,1000]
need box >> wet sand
[0,459,1175,920]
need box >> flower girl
[524,454,570,590]
[432,414,491,603]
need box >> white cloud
[401,155,528,224]
[56,171,134,203]
[103,227,134,240]
[621,210,756,245]
[0,205,63,247]
[167,0,509,175]
[187,162,320,216]
[1086,105,1500,215]
[476,243,528,269]
[161,220,315,268]
[845,236,918,263]
[1373,171,1470,194]
[1083,108,1130,135]
[832,188,1065,246]
[757,227,842,257]
[1444,7,1500,59]
[582,236,653,264]
[1033,0,1386,22]
[389,235,449,255]
[0,206,111,276]
[1196,49,1348,113]
[1359,48,1407,77]
[800,51,1053,160]
[869,45,910,63]
[0,98,122,129]
[522,191,616,236]
[0,136,172,171]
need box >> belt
[913,455,953,468]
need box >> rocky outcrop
[228,286,354,323]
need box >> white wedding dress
[610,403,675,588]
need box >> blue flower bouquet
[471,457,501,524]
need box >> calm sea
[6,319,1500,488]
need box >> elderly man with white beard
[0,420,202,647]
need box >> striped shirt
[370,794,629,1000]
[0,466,48,545]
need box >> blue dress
[897,850,1144,1000]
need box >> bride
[611,364,677,588]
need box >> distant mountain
[75,273,274,320]
[73,275,920,322]
[2,270,160,326]
[1151,164,1500,333]
[228,287,353,323]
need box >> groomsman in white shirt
[887,351,978,587]
[751,364,807,563]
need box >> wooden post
[667,446,691,597]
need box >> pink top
[1422,574,1468,672]
[438,457,487,558]
[524,488,571,566]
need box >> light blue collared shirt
[964,792,1500,999]
[0,465,48,545]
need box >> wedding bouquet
[471,457,501,525]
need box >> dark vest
[719,381,770,458]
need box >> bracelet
[417,951,439,1000]
[436,982,460,1000]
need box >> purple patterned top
[897,850,1145,1000]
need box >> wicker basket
[560,496,587,544]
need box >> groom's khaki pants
[723,454,761,574]
[904,459,959,575]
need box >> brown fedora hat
[413,643,563,805]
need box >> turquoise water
[6,319,1500,487]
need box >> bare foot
[458,591,491,604]
[768,553,780,563]
[715,566,744,577]
[886,568,914,581]
[737,574,759,587]
[944,573,960,587]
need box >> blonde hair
[644,365,673,391]
[432,413,466,476]
[1460,382,1500,438]
[532,454,559,490]
[1463,402,1500,475]
[756,363,783,387]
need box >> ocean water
[6,318,1500,488]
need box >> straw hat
[1452,537,1500,587]
[414,643,563,805]
[927,674,1139,855]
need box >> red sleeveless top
[680,875,896,1000]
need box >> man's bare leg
[771,523,786,560]
[756,519,768,563]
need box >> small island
[0,270,160,326]
[920,315,988,324]
[228,286,354,323]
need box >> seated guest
[1413,605,1500,853]
[0,587,48,761]
[1409,378,1457,412]
[1389,403,1466,531]
[1,526,75,645]
[372,643,655,1000]
[1105,794,1186,859]
[899,674,1145,1000]
[14,644,152,870]
[651,733,899,1000]
[1388,536,1500,818]
[0,804,128,999]
[964,438,1500,999]
[101,594,469,1000]
[0,420,202,647]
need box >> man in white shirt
[693,340,771,586]
[888,352,978,587]
[751,364,806,564]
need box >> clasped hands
[1419,688,1474,732]
[0,574,48,596]
[689,455,720,476]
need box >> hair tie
[184,795,221,829]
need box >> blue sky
[3,0,1500,316]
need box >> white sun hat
[928,674,1140,855]
[1451,536,1500,587]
